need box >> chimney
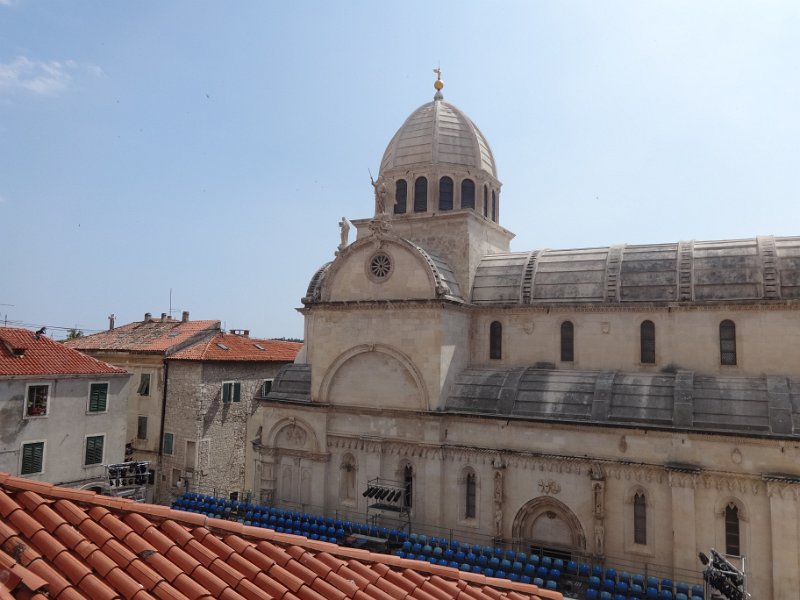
[182,311,190,323]
[161,313,167,322]
[144,312,152,322]
[108,314,115,330]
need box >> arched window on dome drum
[394,179,407,214]
[720,320,737,365]
[461,179,475,209]
[561,321,574,362]
[483,185,488,217]
[491,190,497,222]
[725,503,740,556]
[490,321,502,360]
[414,177,428,212]
[640,320,655,364]
[439,176,453,210]
[634,492,647,544]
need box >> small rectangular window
[88,383,108,412]
[84,435,104,466]
[137,373,151,396]
[163,432,174,455]
[261,379,273,397]
[25,384,49,417]
[222,382,241,403]
[21,441,44,475]
[136,416,148,440]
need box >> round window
[369,253,392,280]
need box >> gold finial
[433,66,444,100]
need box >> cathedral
[249,75,800,598]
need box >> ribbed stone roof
[472,236,800,304]
[379,100,497,178]
[446,367,800,437]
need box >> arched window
[561,321,574,362]
[491,190,497,222]
[340,454,356,502]
[634,492,647,544]
[461,179,475,209]
[414,177,427,212]
[720,320,737,365]
[394,179,407,214]
[439,176,453,210]
[403,464,414,508]
[490,321,502,359]
[483,185,488,217]
[640,320,655,364]
[725,503,740,556]
[465,471,477,519]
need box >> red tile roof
[66,319,221,354]
[0,474,560,600]
[169,334,303,362]
[0,328,127,377]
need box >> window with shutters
[25,384,49,417]
[394,179,407,214]
[561,321,574,362]
[490,321,502,360]
[84,435,104,466]
[163,432,174,455]
[439,176,453,210]
[640,321,656,364]
[88,382,108,413]
[137,373,150,395]
[720,320,737,366]
[461,179,475,209]
[222,381,241,403]
[260,379,273,397]
[20,441,44,475]
[414,177,428,212]
[137,416,148,440]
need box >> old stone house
[0,327,130,488]
[252,77,800,598]
[158,331,301,504]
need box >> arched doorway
[512,496,586,558]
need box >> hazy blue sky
[2,1,798,339]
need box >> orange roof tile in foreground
[169,334,303,362]
[0,328,127,377]
[0,473,562,600]
[65,318,221,354]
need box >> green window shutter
[163,432,174,455]
[222,383,231,403]
[85,436,104,465]
[89,383,108,412]
[137,416,147,439]
[233,383,241,402]
[21,442,44,474]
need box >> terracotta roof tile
[168,333,302,362]
[0,328,128,377]
[0,473,558,600]
[66,319,221,354]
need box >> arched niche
[321,344,427,410]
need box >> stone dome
[379,99,497,178]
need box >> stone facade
[158,355,296,504]
[250,84,800,598]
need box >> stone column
[767,481,799,598]
[493,458,505,542]
[668,472,697,575]
[590,464,605,557]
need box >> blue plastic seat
[512,561,523,573]
[541,555,552,569]
[422,544,433,555]
[489,557,500,569]
[593,565,604,578]
[659,591,673,600]
[509,573,520,582]
[437,559,447,567]
[661,579,674,593]
[549,568,561,581]
[483,568,494,578]
[631,583,644,596]
[478,555,488,567]
[646,587,659,600]
[471,565,482,574]
[586,590,599,600]
[466,552,477,564]
[616,581,629,595]
[690,585,704,599]
[605,568,617,582]
[536,566,549,579]
[448,561,459,569]
[432,546,442,557]
[600,592,612,600]
[579,563,591,577]
[675,594,688,600]
[521,575,531,584]
[495,570,506,579]
[533,577,545,587]
[588,575,601,589]
[676,583,689,595]
[527,554,540,565]
[603,579,615,593]
[516,551,527,563]
[552,558,564,570]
